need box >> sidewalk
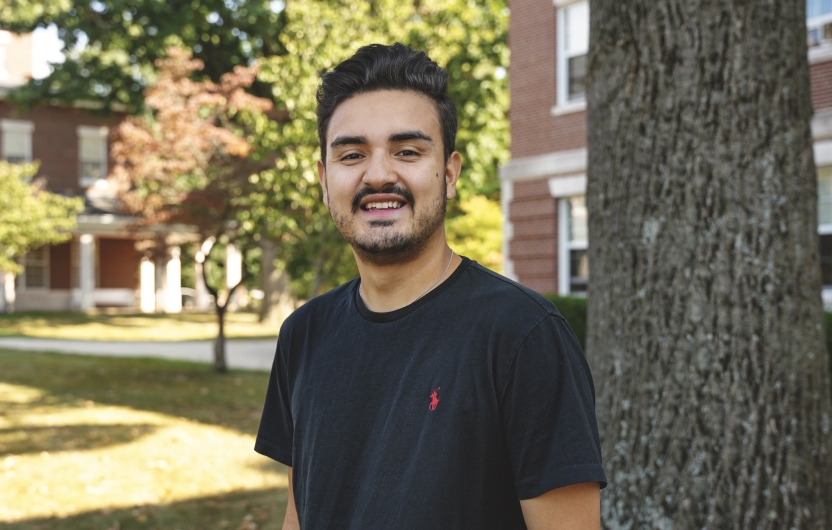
[0,337,277,371]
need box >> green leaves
[6,0,510,297]
[4,0,285,111]
[0,161,84,273]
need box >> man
[255,43,606,529]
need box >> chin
[351,234,429,266]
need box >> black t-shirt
[255,258,606,529]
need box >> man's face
[317,90,461,264]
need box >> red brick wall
[0,102,123,194]
[509,179,559,293]
[49,241,72,290]
[811,59,832,113]
[509,0,587,158]
[98,238,139,289]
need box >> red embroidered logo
[429,387,440,411]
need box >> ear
[444,151,462,200]
[317,159,329,206]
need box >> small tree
[0,161,83,283]
[112,47,273,372]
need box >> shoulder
[278,279,357,339]
[458,260,565,325]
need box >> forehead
[326,90,440,145]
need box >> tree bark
[214,304,228,373]
[586,1,832,528]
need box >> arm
[519,482,600,530]
[282,467,300,530]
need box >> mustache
[351,185,415,213]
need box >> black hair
[316,43,457,164]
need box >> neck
[355,236,460,313]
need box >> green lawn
[0,350,287,529]
[0,311,279,342]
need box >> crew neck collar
[354,256,471,323]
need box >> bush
[548,295,832,377]
[826,311,832,377]
[544,295,588,351]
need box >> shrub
[544,295,588,351]
[548,295,832,379]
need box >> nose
[361,150,398,190]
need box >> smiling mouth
[361,201,405,211]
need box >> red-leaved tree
[112,46,273,372]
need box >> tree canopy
[5,0,510,298]
[1,0,285,111]
[0,161,84,273]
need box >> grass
[0,349,287,529]
[0,312,279,342]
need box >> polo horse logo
[429,387,440,411]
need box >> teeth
[365,201,402,210]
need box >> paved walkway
[0,337,277,371]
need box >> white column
[0,271,15,312]
[194,248,211,311]
[79,234,95,311]
[139,257,156,313]
[226,243,242,310]
[226,244,242,288]
[165,246,182,313]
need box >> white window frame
[808,2,832,63]
[558,195,589,296]
[553,0,589,115]
[16,246,50,291]
[77,125,109,187]
[818,164,832,307]
[1,119,34,164]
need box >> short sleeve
[500,314,607,499]
[254,334,294,466]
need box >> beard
[329,182,447,266]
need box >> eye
[339,152,363,162]
[397,149,419,157]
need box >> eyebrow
[329,130,434,150]
[330,135,367,149]
[388,130,433,144]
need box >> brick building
[501,0,832,301]
[0,30,209,312]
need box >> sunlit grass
[0,311,279,342]
[0,350,287,529]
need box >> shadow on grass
[0,424,158,455]
[0,350,270,435]
[0,486,288,530]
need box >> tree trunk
[586,1,832,528]
[214,305,228,373]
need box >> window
[808,0,832,50]
[18,246,49,290]
[557,1,589,107]
[77,126,108,186]
[1,119,34,164]
[559,195,589,294]
[819,166,832,287]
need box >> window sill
[810,45,832,64]
[551,99,587,116]
[80,180,98,189]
